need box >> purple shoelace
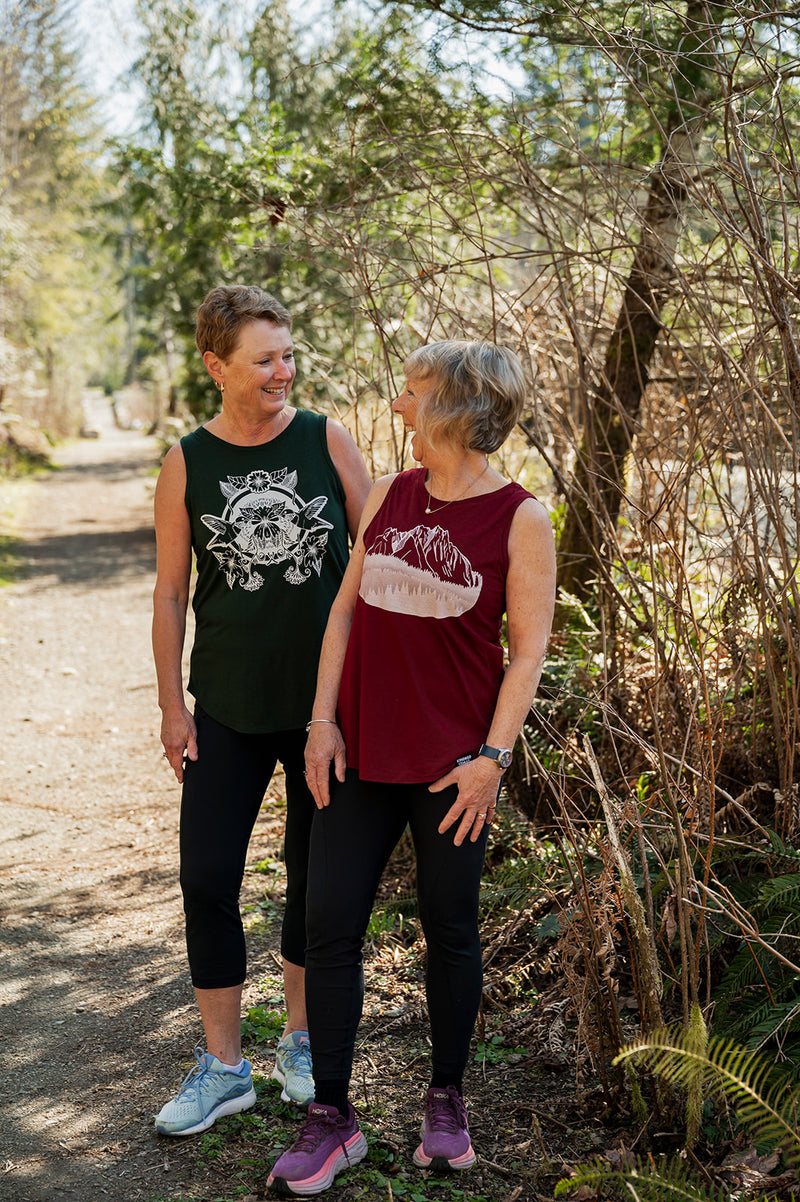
[426,1088,467,1133]
[291,1105,353,1159]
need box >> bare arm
[152,444,197,783]
[432,497,557,845]
[304,475,394,807]
[325,418,372,541]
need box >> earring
[217,379,225,394]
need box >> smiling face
[206,319,296,416]
[392,375,434,463]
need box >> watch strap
[478,743,512,768]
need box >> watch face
[498,750,513,769]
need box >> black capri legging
[179,705,315,989]
[305,769,489,1088]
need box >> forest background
[3,0,800,1195]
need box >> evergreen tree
[0,0,118,428]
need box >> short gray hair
[403,340,526,453]
[195,285,292,360]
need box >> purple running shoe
[413,1086,476,1171]
[268,1102,367,1195]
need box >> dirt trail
[0,401,281,1201]
[0,402,570,1202]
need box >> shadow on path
[21,525,155,589]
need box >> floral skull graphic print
[201,467,334,590]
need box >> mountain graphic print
[359,523,483,619]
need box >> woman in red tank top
[269,340,556,1196]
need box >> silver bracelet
[305,718,337,732]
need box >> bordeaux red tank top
[337,468,533,783]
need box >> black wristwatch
[478,744,513,770]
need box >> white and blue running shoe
[155,1046,256,1136]
[272,1030,315,1105]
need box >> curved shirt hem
[343,752,479,786]
[189,690,309,737]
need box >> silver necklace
[425,462,489,514]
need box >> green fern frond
[554,1155,738,1202]
[765,831,800,865]
[714,950,764,1004]
[479,882,541,910]
[758,874,800,915]
[714,903,800,1050]
[723,995,787,1047]
[716,938,789,1006]
[615,1031,800,1161]
[715,832,799,873]
[733,836,800,876]
[745,1000,800,1049]
[716,875,800,926]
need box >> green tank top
[181,409,349,733]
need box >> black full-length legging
[305,769,489,1089]
[179,705,315,989]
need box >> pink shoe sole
[269,1130,367,1195]
[413,1141,476,1170]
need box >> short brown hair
[403,340,526,453]
[195,285,292,360]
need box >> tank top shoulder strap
[283,406,328,448]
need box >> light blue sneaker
[155,1046,257,1136]
[271,1030,315,1105]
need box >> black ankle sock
[313,1081,350,1115]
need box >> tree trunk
[556,150,685,600]
[556,3,714,605]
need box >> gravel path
[0,401,280,1201]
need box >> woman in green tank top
[151,285,370,1136]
